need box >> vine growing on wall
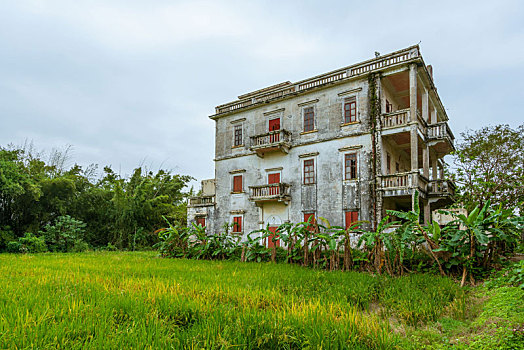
[368,73,381,230]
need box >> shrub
[40,215,88,252]
[7,232,48,253]
[0,226,15,252]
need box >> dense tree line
[452,123,524,212]
[0,145,192,252]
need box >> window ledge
[300,129,318,135]
[231,145,244,149]
[340,121,360,127]
[230,191,245,194]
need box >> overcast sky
[1,0,523,184]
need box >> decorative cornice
[338,145,363,152]
[230,209,245,214]
[230,118,246,124]
[298,99,319,107]
[337,87,362,97]
[299,152,319,158]
[263,108,285,116]
[229,169,246,174]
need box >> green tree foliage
[40,215,88,252]
[7,232,47,253]
[452,124,524,211]
[0,145,192,251]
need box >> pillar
[432,156,438,180]
[424,200,431,225]
[409,64,418,172]
[409,64,418,122]
[410,129,418,172]
[423,145,430,179]
[422,86,429,123]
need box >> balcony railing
[381,109,426,130]
[382,109,409,128]
[428,179,456,197]
[248,183,291,202]
[250,130,291,156]
[188,195,215,207]
[213,46,419,116]
[428,122,454,140]
[379,172,429,193]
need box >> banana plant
[387,191,445,276]
[358,216,400,275]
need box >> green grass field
[0,252,522,349]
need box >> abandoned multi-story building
[188,45,455,245]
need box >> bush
[40,215,88,252]
[485,260,524,290]
[7,232,48,253]
[0,226,15,252]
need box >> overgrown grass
[0,252,506,349]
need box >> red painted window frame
[303,159,315,184]
[344,99,357,123]
[344,153,357,180]
[303,107,315,132]
[232,216,242,233]
[233,175,243,193]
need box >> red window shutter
[233,216,242,232]
[196,217,206,227]
[233,175,242,192]
[268,173,280,184]
[269,118,280,131]
[345,211,359,230]
[267,226,280,248]
[304,213,315,231]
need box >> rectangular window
[344,153,357,180]
[232,175,243,193]
[345,211,359,230]
[385,99,393,113]
[344,97,357,123]
[234,124,243,146]
[303,107,315,132]
[303,159,315,184]
[196,217,206,228]
[232,216,242,233]
[395,162,400,173]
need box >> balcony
[427,122,455,154]
[250,130,292,157]
[379,171,429,198]
[428,179,456,198]
[248,183,291,204]
[381,109,426,136]
[188,195,215,207]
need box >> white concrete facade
[188,45,456,241]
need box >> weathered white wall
[212,78,375,238]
